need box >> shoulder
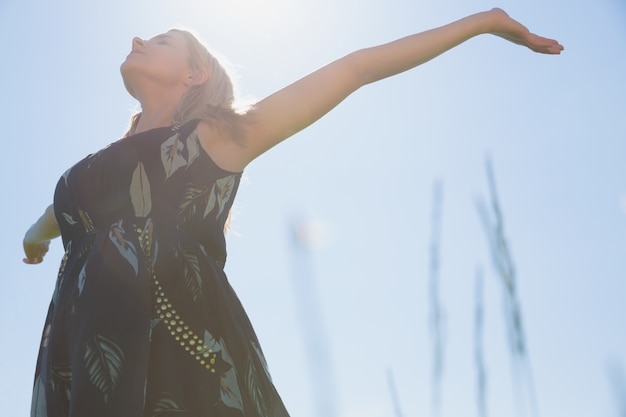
[195,121,248,173]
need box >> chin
[120,63,139,99]
[120,58,134,75]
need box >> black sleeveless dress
[30,120,290,417]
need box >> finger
[549,44,564,54]
[528,34,564,53]
[23,257,42,264]
[537,43,564,54]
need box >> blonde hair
[124,29,248,143]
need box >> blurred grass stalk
[289,217,338,417]
[475,157,540,417]
[475,266,488,417]
[429,178,445,417]
[606,361,626,417]
[387,367,405,417]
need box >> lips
[124,51,143,61]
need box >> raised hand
[487,8,564,54]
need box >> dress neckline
[118,121,244,176]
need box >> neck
[133,86,187,134]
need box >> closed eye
[152,34,173,45]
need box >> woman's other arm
[23,204,60,264]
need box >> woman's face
[120,30,192,98]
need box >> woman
[23,8,562,417]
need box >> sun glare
[210,0,304,33]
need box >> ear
[188,68,209,86]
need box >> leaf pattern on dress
[86,145,110,169]
[52,242,72,306]
[50,364,72,403]
[148,318,161,343]
[161,132,187,180]
[130,162,152,217]
[83,334,125,404]
[203,331,244,412]
[61,166,72,187]
[250,341,273,382]
[178,184,213,224]
[77,235,95,260]
[108,220,138,275]
[203,185,217,219]
[151,392,187,415]
[136,218,158,267]
[179,176,237,223]
[78,264,87,296]
[245,355,270,417]
[186,131,201,168]
[178,245,202,302]
[41,324,52,349]
[30,375,47,417]
[58,241,71,278]
[78,209,95,234]
[212,175,237,219]
[62,212,77,225]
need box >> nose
[132,37,145,51]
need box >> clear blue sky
[1,0,625,416]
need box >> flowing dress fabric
[31,121,290,417]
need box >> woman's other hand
[23,233,51,264]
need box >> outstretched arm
[23,204,60,265]
[212,8,562,170]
